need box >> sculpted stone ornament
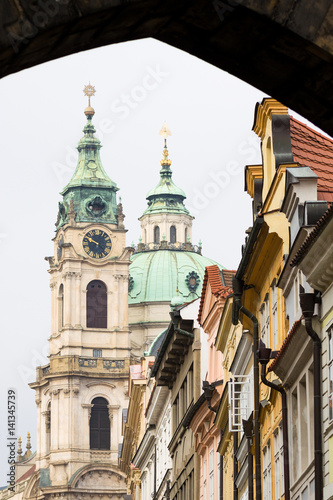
[86,195,107,217]
[68,196,77,225]
[185,271,200,293]
[58,201,67,224]
[128,275,134,293]
[76,469,122,488]
[117,199,125,229]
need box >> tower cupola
[139,123,194,246]
[56,84,119,228]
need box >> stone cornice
[253,98,288,140]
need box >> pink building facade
[190,266,234,500]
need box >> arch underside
[1,1,333,135]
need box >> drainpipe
[220,432,223,500]
[234,430,238,500]
[166,479,170,500]
[243,418,254,500]
[154,444,157,500]
[258,347,290,500]
[232,276,261,500]
[299,291,323,500]
[202,381,224,498]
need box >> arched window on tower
[86,280,107,329]
[46,401,51,455]
[154,226,160,244]
[185,228,188,243]
[58,284,64,329]
[90,397,110,450]
[170,226,176,243]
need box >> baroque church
[9,86,221,496]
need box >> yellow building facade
[234,99,294,500]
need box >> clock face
[83,229,112,259]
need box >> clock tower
[29,86,131,497]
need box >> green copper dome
[56,106,119,228]
[129,249,223,304]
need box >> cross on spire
[83,83,96,107]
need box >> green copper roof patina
[145,328,168,356]
[129,250,223,305]
[141,124,190,217]
[56,88,119,228]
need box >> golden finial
[159,122,172,147]
[22,432,32,459]
[159,122,172,166]
[17,436,22,459]
[83,83,96,116]
[26,432,31,449]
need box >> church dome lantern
[129,124,224,356]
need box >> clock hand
[87,237,99,246]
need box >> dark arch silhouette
[1,1,333,134]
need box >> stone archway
[1,1,333,135]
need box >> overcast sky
[0,37,326,485]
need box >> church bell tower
[29,85,131,496]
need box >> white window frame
[328,328,333,421]
[263,441,272,500]
[209,448,214,500]
[260,294,270,348]
[229,374,252,431]
[280,422,284,497]
[289,359,314,483]
[271,280,278,349]
[294,270,304,317]
[217,454,221,500]
[240,490,249,500]
[203,458,207,500]
[274,424,284,500]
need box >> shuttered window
[170,225,176,243]
[86,280,107,328]
[90,397,110,450]
[154,226,160,244]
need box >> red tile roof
[267,318,302,373]
[291,202,333,266]
[198,265,235,325]
[290,117,333,203]
[17,464,36,483]
[221,269,235,289]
